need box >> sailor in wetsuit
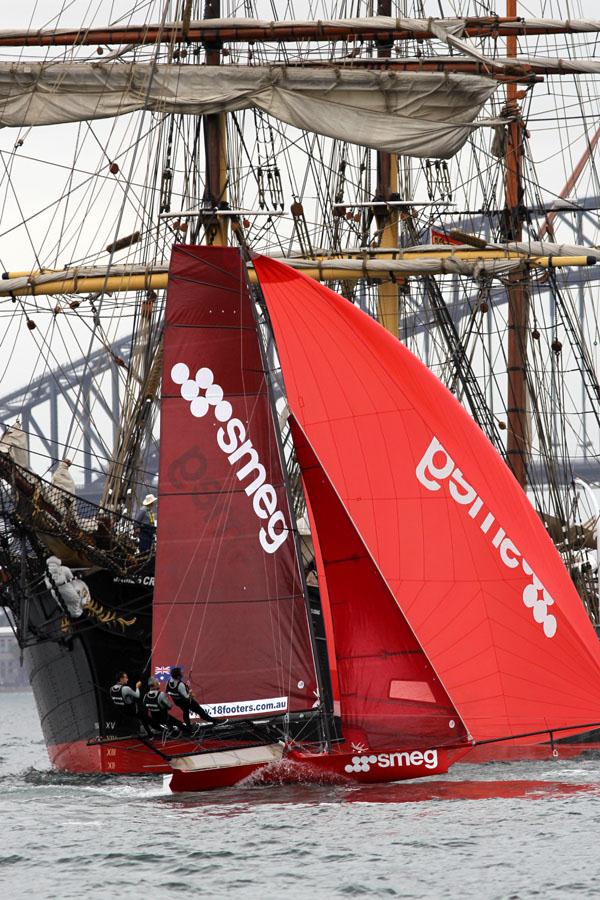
[166,667,225,733]
[110,671,152,736]
[143,677,181,736]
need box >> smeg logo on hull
[345,749,439,774]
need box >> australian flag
[154,665,171,682]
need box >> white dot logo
[521,561,557,639]
[171,362,190,385]
[171,363,232,423]
[344,754,377,774]
[195,367,213,389]
[190,395,209,418]
[181,380,200,401]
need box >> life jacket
[110,684,126,707]
[144,689,162,713]
[166,677,182,699]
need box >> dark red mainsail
[152,246,317,715]
[255,254,600,744]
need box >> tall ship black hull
[0,456,176,772]
[24,569,159,773]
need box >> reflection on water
[158,778,600,814]
[4,691,600,899]
[339,778,600,804]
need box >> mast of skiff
[504,0,529,490]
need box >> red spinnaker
[291,418,467,750]
[153,247,317,713]
[255,254,600,742]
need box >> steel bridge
[0,333,160,501]
[1,195,600,497]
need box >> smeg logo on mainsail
[416,437,558,639]
[171,362,288,554]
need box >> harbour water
[2,691,600,899]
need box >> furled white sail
[0,63,496,158]
[0,419,28,469]
[0,16,468,42]
[3,16,600,42]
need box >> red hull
[168,761,270,792]
[167,746,454,793]
[48,737,199,775]
[47,736,600,776]
[285,746,451,783]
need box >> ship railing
[0,452,150,575]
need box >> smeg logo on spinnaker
[416,436,557,638]
[171,362,288,555]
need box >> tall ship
[2,0,600,775]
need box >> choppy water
[2,692,600,898]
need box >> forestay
[0,64,496,158]
[255,255,600,744]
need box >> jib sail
[291,418,467,750]
[152,246,317,716]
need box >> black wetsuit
[110,683,152,736]
[166,677,217,728]
[143,688,181,733]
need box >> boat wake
[242,757,346,787]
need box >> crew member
[143,677,181,736]
[110,671,152,736]
[166,667,225,732]
[136,493,157,553]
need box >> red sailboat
[157,246,600,793]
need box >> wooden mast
[504,0,529,488]
[374,0,399,337]
[202,0,228,246]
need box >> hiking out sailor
[166,667,225,731]
[143,677,181,736]
[136,493,157,553]
[110,671,152,736]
